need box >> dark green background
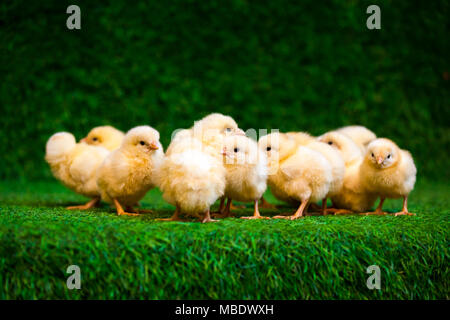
[1,0,449,181]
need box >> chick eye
[139,141,145,146]
[266,147,271,151]
[234,148,239,153]
[328,141,333,145]
[387,154,391,159]
[371,153,374,157]
[226,128,232,132]
[92,137,98,141]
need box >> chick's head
[122,126,161,156]
[318,131,362,165]
[82,126,125,151]
[365,138,400,169]
[258,132,297,171]
[193,113,245,138]
[222,135,260,166]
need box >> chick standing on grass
[81,125,125,151]
[360,138,417,216]
[45,132,109,210]
[258,132,332,219]
[318,131,377,213]
[158,113,243,223]
[96,126,164,216]
[336,125,376,154]
[216,135,268,219]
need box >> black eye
[226,128,232,132]
[387,154,391,159]
[93,137,98,141]
[266,147,271,151]
[371,153,374,157]
[234,148,239,153]
[328,141,333,145]
[139,141,145,146]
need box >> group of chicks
[45,113,417,223]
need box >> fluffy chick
[285,132,345,214]
[157,138,226,223]
[318,131,377,212]
[96,126,163,216]
[258,132,332,219]
[81,125,125,151]
[360,138,417,216]
[336,125,376,154]
[45,132,109,209]
[218,135,268,219]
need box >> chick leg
[364,197,388,215]
[201,209,218,223]
[273,198,309,220]
[241,199,270,220]
[260,197,276,209]
[394,196,415,216]
[157,206,187,221]
[212,197,226,214]
[212,198,234,218]
[114,199,140,216]
[66,198,100,210]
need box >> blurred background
[1,0,448,181]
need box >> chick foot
[114,199,140,216]
[201,210,219,223]
[157,208,187,221]
[394,196,415,216]
[328,208,354,215]
[273,199,309,220]
[66,198,99,210]
[241,200,270,220]
[211,198,234,218]
[364,197,387,215]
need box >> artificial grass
[0,180,448,299]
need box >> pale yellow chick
[286,131,345,214]
[81,125,125,151]
[336,125,376,154]
[45,132,109,210]
[258,132,332,219]
[96,126,164,216]
[219,135,268,219]
[360,138,417,216]
[318,131,377,212]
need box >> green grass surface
[0,180,448,299]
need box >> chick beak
[148,142,159,150]
[376,156,384,165]
[235,128,246,136]
[222,147,228,156]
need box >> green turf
[0,180,448,299]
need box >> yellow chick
[285,131,345,214]
[96,126,164,216]
[336,125,376,154]
[318,131,377,213]
[360,138,417,216]
[218,135,268,219]
[45,132,109,210]
[81,125,125,151]
[157,139,226,223]
[258,132,332,219]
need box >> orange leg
[394,196,415,216]
[273,198,309,220]
[201,209,218,223]
[212,197,226,214]
[157,206,187,221]
[212,198,234,218]
[241,199,270,220]
[114,199,139,216]
[364,198,388,215]
[66,198,100,210]
[260,197,276,209]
